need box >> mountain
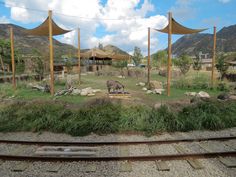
[0,24,78,59]
[171,24,236,56]
[0,24,129,60]
[103,44,129,55]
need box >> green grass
[0,98,235,136]
[0,71,227,106]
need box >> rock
[159,68,181,78]
[87,93,95,97]
[153,89,165,94]
[80,91,88,96]
[217,93,230,100]
[80,87,93,96]
[146,90,153,94]
[185,92,197,97]
[92,89,102,93]
[72,88,81,95]
[197,91,210,98]
[54,89,68,96]
[149,81,163,90]
[117,75,125,79]
[142,87,148,91]
[154,103,162,109]
[139,82,146,86]
[229,95,236,100]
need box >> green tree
[216,54,229,80]
[65,59,73,74]
[112,60,128,76]
[132,46,143,66]
[192,54,202,76]
[32,49,44,80]
[152,50,167,68]
[0,39,11,67]
[175,54,192,75]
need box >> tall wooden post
[10,27,16,90]
[78,28,81,86]
[167,12,172,96]
[211,26,216,87]
[48,10,54,95]
[147,27,151,86]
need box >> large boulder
[72,88,81,95]
[185,92,197,97]
[146,90,153,94]
[142,87,148,91]
[149,81,163,90]
[136,82,146,86]
[153,89,165,95]
[159,68,181,78]
[80,87,93,96]
[229,95,236,100]
[197,91,210,98]
[92,89,102,93]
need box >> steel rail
[0,136,235,146]
[0,151,235,162]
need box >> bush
[0,99,236,136]
[173,74,210,89]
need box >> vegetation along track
[0,135,235,162]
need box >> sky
[0,0,235,55]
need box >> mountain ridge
[171,24,236,56]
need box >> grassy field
[0,68,235,136]
[0,69,223,105]
[0,69,224,106]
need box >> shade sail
[155,18,207,34]
[25,17,71,36]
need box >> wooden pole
[48,10,54,95]
[211,26,216,87]
[167,12,172,96]
[10,27,16,90]
[147,27,151,86]
[78,28,81,86]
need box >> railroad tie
[225,141,236,150]
[41,162,62,173]
[149,145,170,171]
[173,144,204,170]
[11,162,29,172]
[119,146,132,172]
[80,163,97,172]
[199,142,236,168]
[35,146,98,157]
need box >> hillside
[171,24,236,56]
[0,24,77,59]
[103,44,129,55]
[0,24,129,60]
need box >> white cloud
[0,16,10,24]
[170,0,197,21]
[5,0,167,54]
[218,0,231,3]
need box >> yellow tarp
[155,18,207,34]
[25,17,70,36]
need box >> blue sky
[0,0,235,54]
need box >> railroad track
[0,135,235,175]
[0,135,235,162]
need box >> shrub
[0,99,236,136]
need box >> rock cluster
[137,81,165,95]
[54,87,101,97]
[185,91,210,98]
